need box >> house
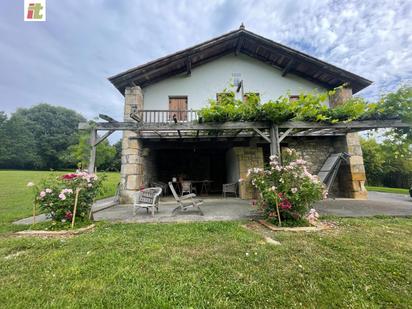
[108,25,372,203]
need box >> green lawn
[0,170,411,307]
[0,218,411,308]
[0,170,119,233]
[366,185,410,195]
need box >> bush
[29,171,106,222]
[245,149,325,225]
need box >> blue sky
[0,0,411,124]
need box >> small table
[189,180,214,196]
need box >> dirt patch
[257,220,336,232]
[242,221,282,245]
[13,224,95,238]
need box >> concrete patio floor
[13,191,412,225]
[93,197,258,223]
[315,191,412,217]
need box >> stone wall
[286,137,335,174]
[120,86,145,204]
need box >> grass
[366,185,410,195]
[0,170,119,233]
[0,170,411,307]
[0,218,411,308]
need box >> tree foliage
[0,104,121,171]
[361,132,412,188]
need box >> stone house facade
[108,26,371,203]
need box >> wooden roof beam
[282,59,294,77]
[186,55,192,76]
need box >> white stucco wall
[142,54,329,109]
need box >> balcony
[131,109,200,124]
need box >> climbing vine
[198,85,412,126]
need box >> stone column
[120,86,144,204]
[234,146,264,199]
[330,85,368,199]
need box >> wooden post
[88,129,96,174]
[32,201,36,225]
[270,125,281,160]
[71,188,81,228]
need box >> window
[243,92,260,103]
[289,95,300,102]
[169,96,188,121]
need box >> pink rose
[59,193,66,200]
[39,191,46,198]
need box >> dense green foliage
[0,104,121,171]
[1,219,411,308]
[199,86,412,129]
[361,131,412,188]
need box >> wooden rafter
[253,128,271,143]
[282,59,294,77]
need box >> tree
[361,131,412,188]
[0,113,40,169]
[64,131,120,171]
[12,104,86,169]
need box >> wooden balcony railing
[134,109,199,124]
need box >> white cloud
[0,0,410,127]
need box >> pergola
[79,110,411,173]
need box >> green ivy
[198,85,412,127]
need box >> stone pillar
[233,146,264,199]
[330,85,367,199]
[120,86,144,204]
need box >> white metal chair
[168,182,203,215]
[223,182,237,198]
[133,187,162,217]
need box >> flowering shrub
[30,171,105,222]
[246,149,326,225]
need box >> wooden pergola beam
[79,119,411,132]
[279,128,293,142]
[94,130,115,146]
[269,125,280,158]
[99,114,118,122]
[88,129,97,173]
[253,128,271,143]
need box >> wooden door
[169,96,188,121]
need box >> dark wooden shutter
[169,96,188,121]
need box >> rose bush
[31,171,105,222]
[246,148,326,225]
